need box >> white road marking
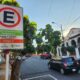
[24,74,58,80]
[24,74,49,80]
[48,74,58,80]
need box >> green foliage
[43,44,51,53]
[61,46,67,54]
[53,48,57,55]
[0,0,2,4]
[23,16,37,40]
[66,46,75,54]
[23,16,37,53]
[36,24,61,55]
[35,29,44,53]
[3,1,12,5]
[30,22,37,29]
[45,24,53,41]
[61,46,75,55]
[36,33,43,45]
[3,1,20,7]
[29,21,37,38]
[23,15,29,24]
[25,44,36,53]
[53,31,61,47]
[45,24,61,54]
[37,45,43,53]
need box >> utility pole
[52,22,64,43]
[60,24,64,43]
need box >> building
[57,28,80,59]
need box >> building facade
[57,28,80,59]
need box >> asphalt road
[20,56,80,80]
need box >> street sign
[0,4,24,49]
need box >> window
[66,42,69,47]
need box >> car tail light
[77,62,79,65]
[64,63,67,67]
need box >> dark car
[48,57,80,74]
[77,59,80,64]
[40,53,51,59]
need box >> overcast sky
[17,0,80,36]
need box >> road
[20,56,80,80]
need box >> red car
[40,53,51,59]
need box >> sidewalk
[0,63,6,80]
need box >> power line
[64,15,80,31]
[47,0,53,21]
[69,16,80,25]
[65,0,76,28]
[64,0,80,31]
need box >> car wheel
[48,64,52,69]
[60,68,65,74]
[78,70,80,73]
[76,70,80,74]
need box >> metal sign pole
[5,53,10,80]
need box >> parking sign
[0,4,24,49]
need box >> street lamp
[52,22,64,43]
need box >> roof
[64,28,80,40]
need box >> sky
[16,0,80,36]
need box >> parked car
[76,58,80,66]
[48,57,80,74]
[0,55,5,64]
[40,53,51,59]
[9,57,15,65]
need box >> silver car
[0,55,5,64]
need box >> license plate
[72,69,76,72]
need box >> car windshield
[62,57,74,62]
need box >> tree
[0,0,2,4]
[43,43,51,53]
[44,24,54,53]
[36,33,43,45]
[3,0,20,7]
[36,29,44,53]
[23,15,37,53]
[39,24,61,55]
[61,46,67,56]
[45,24,54,41]
[67,46,75,55]
[52,31,61,55]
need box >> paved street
[20,56,80,80]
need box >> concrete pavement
[0,63,6,80]
[20,56,49,78]
[0,63,11,80]
[20,56,80,80]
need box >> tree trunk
[10,59,21,80]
